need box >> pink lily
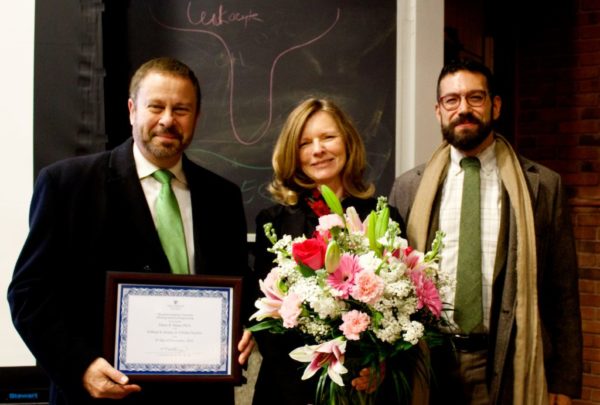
[289,337,348,386]
[249,269,284,321]
[344,206,365,233]
[402,248,428,272]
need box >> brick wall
[575,205,600,403]
[514,1,600,402]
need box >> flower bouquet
[248,186,446,404]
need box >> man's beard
[441,112,493,152]
[141,126,187,159]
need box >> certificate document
[112,283,234,376]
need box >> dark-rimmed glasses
[438,90,488,111]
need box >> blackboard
[107,0,396,231]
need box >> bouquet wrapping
[249,186,446,404]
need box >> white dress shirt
[133,143,196,274]
[439,142,502,331]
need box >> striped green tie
[454,157,483,334]
[152,170,189,275]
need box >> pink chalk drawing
[150,3,341,146]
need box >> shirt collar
[449,140,497,176]
[133,142,187,185]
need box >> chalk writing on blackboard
[126,0,396,229]
[151,3,340,146]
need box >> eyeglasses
[438,90,488,111]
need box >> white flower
[385,280,412,299]
[402,321,425,345]
[373,310,403,343]
[289,277,321,302]
[269,234,294,258]
[311,295,346,319]
[358,251,382,273]
[298,317,332,339]
[278,259,302,284]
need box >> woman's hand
[237,330,255,365]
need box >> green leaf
[298,262,318,277]
[320,185,344,216]
[371,311,384,329]
[246,319,284,333]
[424,230,445,262]
[315,369,328,405]
[263,222,278,245]
[375,206,389,239]
[367,212,378,251]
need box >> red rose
[292,237,327,270]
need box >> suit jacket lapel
[184,156,210,274]
[522,160,540,203]
[493,187,509,283]
[105,139,168,271]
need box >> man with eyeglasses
[389,59,581,405]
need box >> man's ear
[128,98,136,125]
[435,103,442,124]
[492,95,502,120]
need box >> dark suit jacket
[7,139,249,405]
[389,152,582,403]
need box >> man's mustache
[453,113,481,126]
[153,127,183,139]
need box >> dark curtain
[34,0,107,176]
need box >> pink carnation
[351,270,384,305]
[339,310,371,340]
[410,270,442,318]
[316,214,345,233]
[280,293,302,328]
[327,254,361,298]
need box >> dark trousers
[429,342,490,405]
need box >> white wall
[0,0,36,366]
[397,0,444,174]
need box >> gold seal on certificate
[104,272,242,383]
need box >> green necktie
[454,157,483,334]
[152,169,189,275]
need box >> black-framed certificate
[104,272,242,383]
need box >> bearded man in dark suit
[8,57,254,404]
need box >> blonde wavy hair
[269,98,374,205]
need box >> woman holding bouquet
[251,98,402,405]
